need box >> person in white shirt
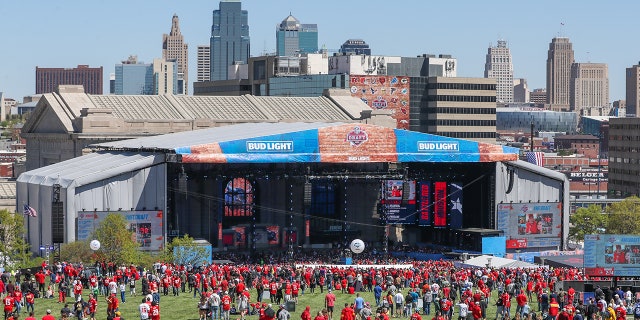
[139,297,150,320]
[394,291,405,318]
[209,291,221,320]
[457,301,468,320]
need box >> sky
[1,0,638,102]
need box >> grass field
[20,283,523,320]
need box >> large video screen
[381,180,416,224]
[584,234,640,277]
[77,210,164,251]
[496,202,562,248]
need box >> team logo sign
[346,126,368,147]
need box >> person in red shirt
[221,291,232,320]
[25,311,36,320]
[41,309,56,320]
[3,294,14,320]
[88,293,97,320]
[615,305,626,320]
[150,301,160,320]
[340,303,355,320]
[25,291,35,314]
[325,289,336,320]
[410,310,423,320]
[516,290,527,317]
[313,311,326,320]
[292,281,300,303]
[301,306,311,320]
[106,293,119,318]
[172,276,181,296]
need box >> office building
[570,63,609,117]
[625,63,640,117]
[484,40,514,103]
[210,0,250,81]
[339,39,371,55]
[546,37,574,111]
[513,79,529,103]
[386,54,457,77]
[496,107,577,133]
[162,14,189,95]
[35,65,103,95]
[197,45,211,82]
[608,117,640,197]
[409,77,497,143]
[276,14,318,56]
[114,56,177,95]
[530,88,547,105]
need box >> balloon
[90,239,101,251]
[350,239,365,254]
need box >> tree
[0,209,31,270]
[168,235,211,267]
[60,240,95,264]
[569,204,607,242]
[92,213,139,264]
[606,196,640,234]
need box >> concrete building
[339,39,371,55]
[608,117,640,197]
[513,78,529,103]
[530,88,547,105]
[329,54,401,75]
[114,56,177,95]
[625,63,640,117]
[570,63,609,116]
[210,0,250,81]
[276,14,318,56]
[196,45,211,83]
[387,54,458,77]
[546,37,574,111]
[409,77,497,143]
[35,65,103,95]
[484,40,514,103]
[20,85,382,171]
[162,14,189,95]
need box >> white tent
[461,255,539,269]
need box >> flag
[526,152,545,166]
[23,204,37,217]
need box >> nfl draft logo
[346,126,368,146]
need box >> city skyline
[0,0,638,102]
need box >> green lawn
[23,283,530,320]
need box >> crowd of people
[0,254,638,320]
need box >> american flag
[526,152,545,166]
[23,204,37,217]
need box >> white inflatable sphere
[350,239,365,254]
[90,239,101,251]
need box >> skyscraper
[35,65,103,94]
[626,62,640,117]
[276,14,318,56]
[484,40,513,103]
[339,39,371,55]
[114,56,177,95]
[197,45,211,82]
[162,14,189,95]
[546,37,574,111]
[210,0,250,81]
[570,63,609,116]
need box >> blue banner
[448,182,463,229]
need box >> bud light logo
[417,141,459,152]
[346,126,368,147]
[246,141,294,152]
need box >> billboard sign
[584,234,640,277]
[349,75,411,129]
[433,182,447,227]
[418,181,431,226]
[496,202,562,248]
[77,210,164,251]
[381,180,416,224]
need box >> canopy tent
[94,122,519,164]
[461,254,539,269]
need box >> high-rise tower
[484,40,513,103]
[626,63,640,117]
[570,63,609,116]
[546,37,574,111]
[162,14,189,94]
[210,0,250,81]
[276,14,318,56]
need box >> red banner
[218,222,223,240]
[419,182,431,225]
[434,182,447,227]
[506,239,528,249]
[305,220,310,237]
[584,267,614,277]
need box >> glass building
[266,74,349,97]
[276,15,318,56]
[339,39,371,55]
[496,107,577,133]
[210,0,250,81]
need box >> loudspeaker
[51,202,64,243]
[584,283,594,292]
[285,300,296,312]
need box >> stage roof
[93,122,519,164]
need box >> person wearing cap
[325,289,336,320]
[41,309,55,320]
[221,291,232,320]
[277,304,291,320]
[113,311,123,320]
